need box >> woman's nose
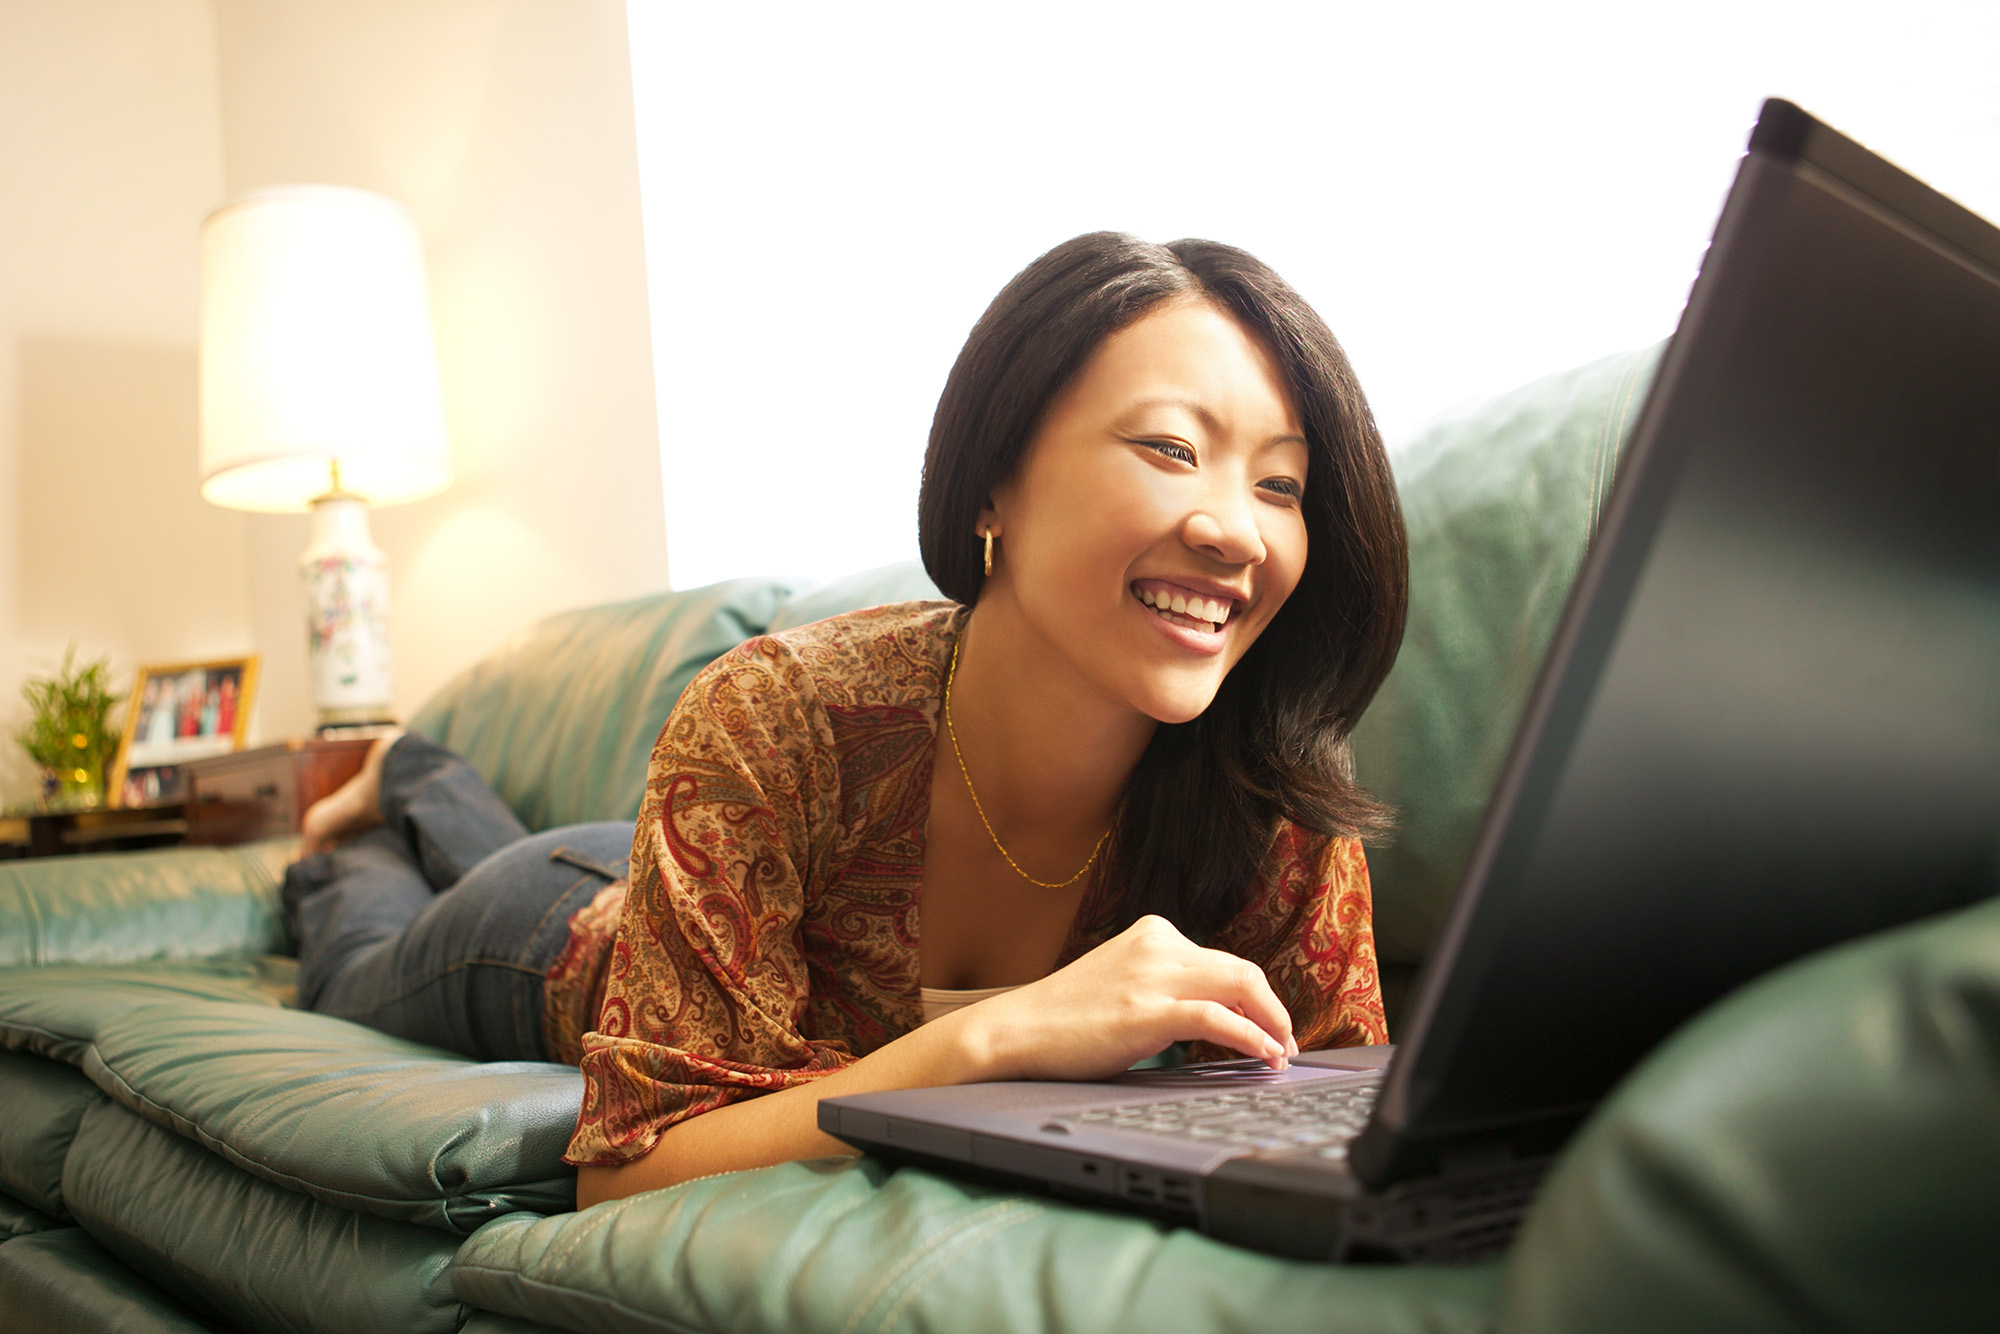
[1181,485,1266,566]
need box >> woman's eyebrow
[1117,396,1219,431]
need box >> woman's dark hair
[918,232,1408,941]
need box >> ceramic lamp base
[302,492,395,729]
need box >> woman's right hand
[954,914,1298,1083]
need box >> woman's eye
[1142,439,1196,465]
[1258,477,1303,500]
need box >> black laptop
[820,100,2000,1263]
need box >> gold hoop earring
[982,529,994,578]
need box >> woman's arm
[577,914,1298,1208]
[577,1000,988,1205]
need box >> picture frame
[109,655,260,808]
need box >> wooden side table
[0,805,190,860]
[184,738,376,846]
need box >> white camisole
[918,983,1020,1024]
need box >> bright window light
[628,0,1999,590]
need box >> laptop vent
[1341,1161,1550,1263]
[1119,1169,1194,1211]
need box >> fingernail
[1285,1035,1298,1057]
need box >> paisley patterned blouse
[555,601,1387,1168]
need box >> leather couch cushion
[0,1192,62,1240]
[462,1314,564,1334]
[0,1050,102,1219]
[0,1226,222,1334]
[80,999,579,1232]
[0,961,285,1062]
[65,1099,465,1334]
[1351,346,1660,964]
[452,1161,1504,1334]
[409,576,804,831]
[0,965,578,1232]
[0,842,290,968]
[1495,893,2000,1333]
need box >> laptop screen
[1357,101,2000,1184]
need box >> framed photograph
[110,656,260,808]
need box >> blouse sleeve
[1200,826,1389,1056]
[563,635,853,1167]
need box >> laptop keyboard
[1069,1076,1381,1158]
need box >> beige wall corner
[212,0,669,726]
[0,0,236,806]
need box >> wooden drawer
[184,739,375,845]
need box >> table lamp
[198,185,452,730]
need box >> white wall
[0,0,245,804]
[0,0,664,804]
[213,0,668,738]
[629,0,2000,590]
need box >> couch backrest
[1352,344,1660,965]
[408,578,797,831]
[407,565,942,831]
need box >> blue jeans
[282,733,633,1063]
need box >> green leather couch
[4,346,1994,1334]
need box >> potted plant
[15,646,125,810]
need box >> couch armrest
[1494,893,2000,1332]
[0,841,292,967]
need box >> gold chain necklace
[943,639,1110,890]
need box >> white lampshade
[199,185,452,512]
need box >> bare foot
[298,729,405,856]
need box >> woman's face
[984,297,1310,725]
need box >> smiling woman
[276,232,1409,1211]
[921,235,1407,941]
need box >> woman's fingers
[1007,917,1300,1080]
[1175,949,1293,1051]
[1172,999,1290,1067]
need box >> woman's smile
[1129,577,1247,651]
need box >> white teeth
[1135,586,1231,630]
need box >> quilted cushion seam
[863,1200,1044,1334]
[79,1056,548,1234]
[542,1193,652,1270]
[835,1197,1042,1334]
[450,1260,707,1334]
[529,1170,856,1278]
